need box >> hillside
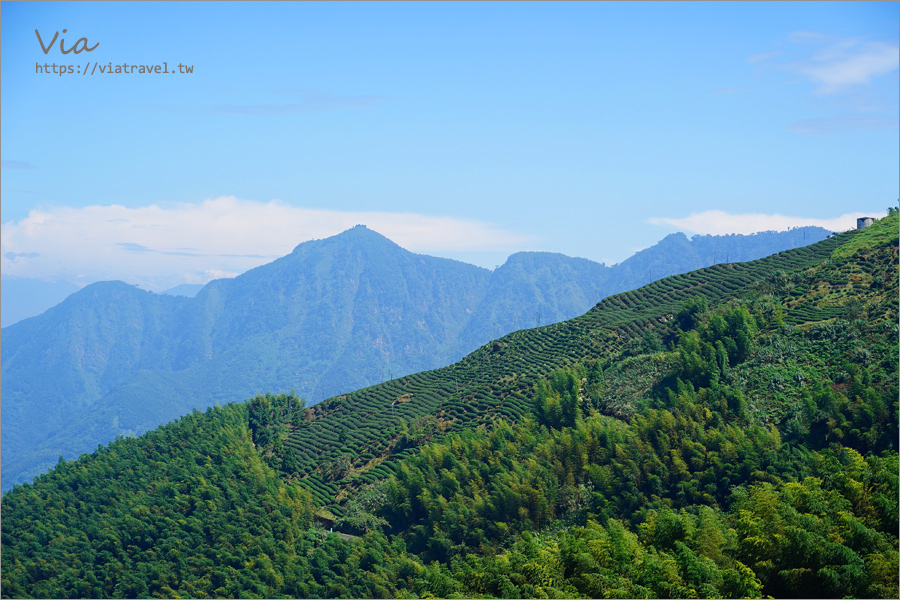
[1,216,895,599]
[251,220,895,513]
[0,226,829,491]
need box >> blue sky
[2,1,897,290]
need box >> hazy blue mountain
[2,226,491,490]
[0,276,80,328]
[457,252,611,356]
[457,226,831,356]
[0,225,831,491]
[602,227,832,298]
[161,283,204,297]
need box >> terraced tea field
[276,226,885,516]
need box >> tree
[676,296,709,331]
[336,481,389,534]
[324,454,351,481]
[282,448,301,474]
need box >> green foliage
[731,468,898,599]
[533,367,584,429]
[324,454,352,482]
[0,404,321,598]
[676,295,709,331]
[3,217,896,598]
[337,481,391,534]
[374,374,896,597]
[248,392,307,474]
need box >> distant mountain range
[1,224,829,491]
[0,280,204,328]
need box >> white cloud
[0,196,533,291]
[648,210,877,236]
[788,38,899,95]
[747,50,782,65]
[748,33,898,134]
[755,33,900,95]
[789,116,898,135]
[786,31,829,44]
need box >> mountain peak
[289,225,398,254]
[335,224,383,239]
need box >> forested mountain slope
[2,216,894,598]
[0,225,830,492]
[254,220,893,513]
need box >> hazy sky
[2,1,897,291]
